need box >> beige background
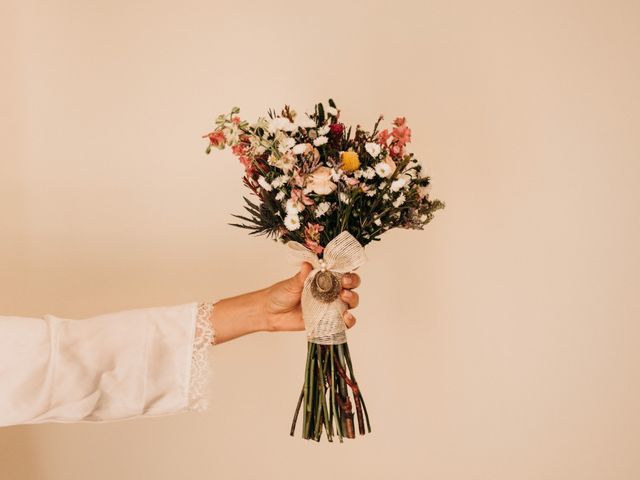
[1,0,639,479]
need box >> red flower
[329,123,345,138]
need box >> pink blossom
[376,129,391,146]
[206,130,226,148]
[392,124,412,146]
[304,223,325,254]
[292,188,315,207]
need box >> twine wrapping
[286,230,367,345]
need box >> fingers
[340,289,359,309]
[343,310,357,329]
[341,273,361,289]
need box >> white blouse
[0,301,216,427]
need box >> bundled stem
[290,342,371,441]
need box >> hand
[210,263,362,345]
[264,262,362,332]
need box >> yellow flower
[340,151,360,172]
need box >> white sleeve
[0,301,216,427]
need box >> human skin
[210,262,361,345]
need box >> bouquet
[204,99,444,442]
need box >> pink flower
[206,130,226,148]
[393,117,407,127]
[392,124,412,146]
[345,176,359,186]
[376,129,391,146]
[304,223,325,254]
[292,188,315,207]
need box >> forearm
[210,288,269,345]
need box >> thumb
[290,262,313,291]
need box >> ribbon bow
[286,230,367,345]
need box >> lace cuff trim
[187,301,216,412]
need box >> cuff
[187,301,216,412]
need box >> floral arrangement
[204,99,444,442]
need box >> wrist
[211,289,270,344]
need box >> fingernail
[342,290,352,298]
[343,275,352,286]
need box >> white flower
[374,218,382,226]
[275,191,285,201]
[330,168,341,182]
[257,176,273,191]
[365,142,381,158]
[374,162,392,178]
[326,106,338,116]
[390,177,407,192]
[286,198,301,214]
[278,136,296,153]
[318,125,330,136]
[365,189,377,197]
[271,175,289,188]
[362,167,376,179]
[313,136,328,147]
[315,201,331,218]
[353,169,363,179]
[295,116,317,129]
[393,193,406,207]
[284,212,301,231]
[383,193,390,200]
[339,192,350,204]
[292,143,309,155]
[268,117,295,133]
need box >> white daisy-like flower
[284,212,301,231]
[365,142,381,158]
[275,190,285,201]
[339,192,350,204]
[271,175,289,188]
[295,116,316,129]
[313,136,328,147]
[390,177,407,192]
[330,168,341,182]
[278,136,296,153]
[362,167,376,179]
[383,193,390,200]
[326,106,338,116]
[254,145,266,155]
[393,193,406,207]
[292,143,308,155]
[268,117,294,133]
[318,125,330,136]
[286,198,301,214]
[365,189,377,197]
[374,218,382,226]
[375,162,392,178]
[353,169,363,179]
[257,176,273,191]
[315,201,331,218]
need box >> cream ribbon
[286,230,367,345]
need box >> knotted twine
[286,230,367,345]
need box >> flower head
[305,166,337,195]
[340,151,360,172]
[374,162,393,178]
[284,212,301,231]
